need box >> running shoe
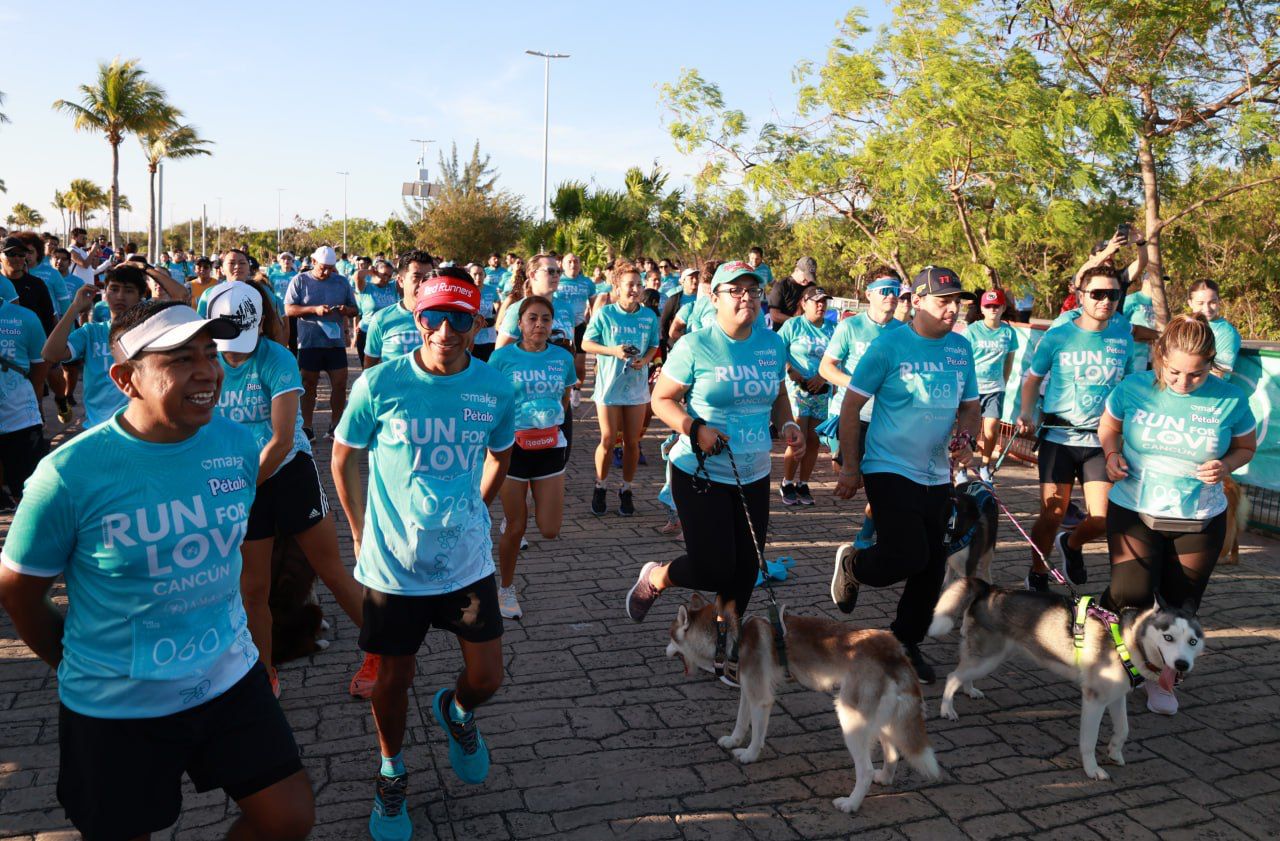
[1062,500,1086,529]
[626,561,661,622]
[903,643,936,684]
[796,483,815,506]
[954,468,973,484]
[350,653,381,699]
[978,466,993,484]
[55,396,72,424]
[570,387,581,409]
[638,447,647,466]
[1056,530,1087,585]
[831,544,861,614]
[590,487,607,516]
[618,489,635,517]
[499,518,529,549]
[1024,572,1050,593]
[779,482,799,506]
[659,516,682,535]
[1144,680,1179,716]
[498,585,522,620]
[369,773,412,841]
[612,446,623,468]
[432,688,490,784]
[270,670,282,699]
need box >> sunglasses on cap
[1082,288,1121,302]
[417,309,477,332]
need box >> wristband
[781,421,801,436]
[1104,451,1122,462]
[688,418,706,451]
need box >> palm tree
[64,179,109,230]
[0,90,10,127]
[7,203,44,229]
[52,191,68,237]
[52,59,175,249]
[140,124,212,260]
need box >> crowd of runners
[0,225,1259,840]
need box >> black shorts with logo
[245,452,328,541]
[57,662,302,841]
[360,575,504,655]
[1038,438,1108,485]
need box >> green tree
[141,123,212,260]
[6,203,44,228]
[417,191,524,262]
[53,59,175,249]
[435,141,499,198]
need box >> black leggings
[355,329,367,366]
[0,424,47,499]
[853,472,951,645]
[667,464,769,619]
[1101,502,1226,614]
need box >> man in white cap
[0,299,315,841]
[284,245,357,439]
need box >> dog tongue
[1159,666,1177,692]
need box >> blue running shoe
[612,446,623,468]
[432,688,490,784]
[369,773,411,841]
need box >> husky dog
[666,594,941,813]
[944,479,999,584]
[928,578,1205,780]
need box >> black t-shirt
[12,273,56,335]
[766,277,809,329]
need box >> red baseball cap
[980,289,1007,307]
[413,276,480,315]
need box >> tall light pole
[336,171,350,254]
[409,139,435,221]
[276,188,285,251]
[525,50,570,224]
[216,197,223,253]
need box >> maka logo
[202,456,245,470]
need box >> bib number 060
[152,628,221,668]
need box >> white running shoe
[954,468,973,485]
[499,518,528,549]
[978,466,993,484]
[498,585,522,620]
[570,387,582,409]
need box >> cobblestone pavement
[3,355,1279,840]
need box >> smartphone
[1116,223,1132,244]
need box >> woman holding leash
[1098,313,1256,715]
[777,285,836,506]
[488,296,578,620]
[625,261,805,683]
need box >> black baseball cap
[0,236,28,255]
[912,266,964,297]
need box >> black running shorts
[296,346,347,372]
[359,576,504,655]
[1038,438,1108,485]
[245,452,328,541]
[507,442,567,482]
[573,322,587,353]
[57,662,301,841]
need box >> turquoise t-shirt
[32,260,69,316]
[557,275,594,325]
[334,356,515,596]
[1122,290,1155,329]
[663,323,785,485]
[964,320,1018,394]
[356,281,399,327]
[684,294,769,334]
[1210,318,1242,373]
[216,339,311,477]
[475,283,500,346]
[0,417,260,718]
[364,303,422,361]
[1030,318,1135,447]
[1050,306,1132,331]
[824,312,905,423]
[164,261,194,281]
[593,280,612,296]
[1105,370,1255,519]
[778,315,835,378]
[268,269,297,301]
[91,300,111,323]
[583,303,660,406]
[488,343,578,438]
[752,264,775,287]
[66,321,127,428]
[0,300,46,434]
[0,274,17,303]
[849,326,979,486]
[499,295,575,344]
[497,270,515,297]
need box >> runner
[581,261,660,516]
[331,274,514,841]
[0,300,314,840]
[1098,313,1256,714]
[778,285,836,505]
[204,281,368,699]
[284,245,358,438]
[660,267,700,349]
[66,227,109,288]
[470,262,499,362]
[0,287,47,507]
[1016,266,1135,591]
[1186,280,1242,375]
[269,251,298,298]
[963,288,1017,482]
[494,255,574,350]
[42,268,148,428]
[745,246,774,288]
[625,262,803,681]
[830,266,980,683]
[363,251,434,367]
[818,272,906,546]
[558,253,594,408]
[354,258,399,366]
[488,296,578,620]
[766,256,818,329]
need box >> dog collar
[1072,596,1144,688]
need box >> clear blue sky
[0,1,887,235]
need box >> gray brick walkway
[3,355,1279,840]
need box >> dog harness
[1071,595,1145,688]
[945,481,994,555]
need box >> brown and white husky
[665,594,941,813]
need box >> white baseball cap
[115,303,240,360]
[311,245,338,266]
[204,281,263,353]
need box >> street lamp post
[337,171,350,254]
[276,188,285,251]
[216,197,223,253]
[525,50,570,224]
[409,139,435,221]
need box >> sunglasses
[417,309,476,332]
[1082,288,1121,302]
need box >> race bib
[1074,382,1111,415]
[1134,463,1209,516]
[319,319,343,340]
[726,410,771,454]
[910,371,961,410]
[130,600,235,682]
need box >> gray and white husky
[667,594,941,813]
[928,578,1205,780]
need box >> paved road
[3,355,1279,840]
